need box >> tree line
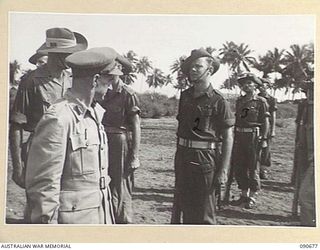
[10,41,314,99]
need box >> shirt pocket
[196,105,213,131]
[58,190,102,224]
[69,132,100,176]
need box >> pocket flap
[70,133,86,150]
[59,190,102,212]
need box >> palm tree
[281,44,314,99]
[136,56,153,91]
[253,48,285,78]
[136,56,153,76]
[164,74,173,86]
[146,68,166,90]
[219,41,256,91]
[122,50,139,85]
[169,55,189,95]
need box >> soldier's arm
[9,123,25,188]
[217,126,233,183]
[215,98,234,184]
[126,91,141,169]
[270,111,276,137]
[25,111,67,224]
[9,80,29,188]
[129,113,141,169]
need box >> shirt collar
[64,89,101,121]
[190,84,214,98]
[113,79,124,93]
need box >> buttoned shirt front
[10,65,72,132]
[26,89,111,224]
[177,84,234,142]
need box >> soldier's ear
[92,74,100,87]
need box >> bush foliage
[138,92,179,118]
[139,92,298,120]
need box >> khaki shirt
[177,84,234,141]
[26,90,112,224]
[100,80,140,131]
[10,65,71,132]
[235,95,270,128]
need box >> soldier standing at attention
[98,48,141,224]
[25,48,117,224]
[258,78,277,179]
[233,73,270,209]
[171,48,234,224]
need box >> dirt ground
[6,117,301,226]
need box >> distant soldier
[258,78,277,179]
[292,79,315,225]
[97,48,141,224]
[25,48,117,224]
[9,27,87,189]
[171,48,234,224]
[232,73,269,209]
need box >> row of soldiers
[9,27,315,226]
[9,27,140,224]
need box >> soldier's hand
[129,157,140,170]
[12,167,26,189]
[216,169,228,185]
[261,140,268,148]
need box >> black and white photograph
[7,12,315,228]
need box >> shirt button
[72,205,77,211]
[86,142,89,146]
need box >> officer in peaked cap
[25,48,117,224]
[93,47,141,224]
[258,77,278,180]
[10,27,88,223]
[232,72,270,209]
[171,48,234,224]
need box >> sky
[9,13,315,99]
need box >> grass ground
[6,117,300,226]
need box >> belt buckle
[100,177,106,189]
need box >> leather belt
[178,137,215,149]
[235,127,259,133]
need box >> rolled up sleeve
[25,111,67,224]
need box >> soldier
[25,48,117,224]
[9,27,88,190]
[97,48,140,224]
[232,73,269,209]
[292,79,315,224]
[171,48,234,224]
[258,78,277,179]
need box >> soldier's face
[36,56,48,68]
[189,57,211,82]
[241,80,256,93]
[258,83,268,94]
[94,74,112,101]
